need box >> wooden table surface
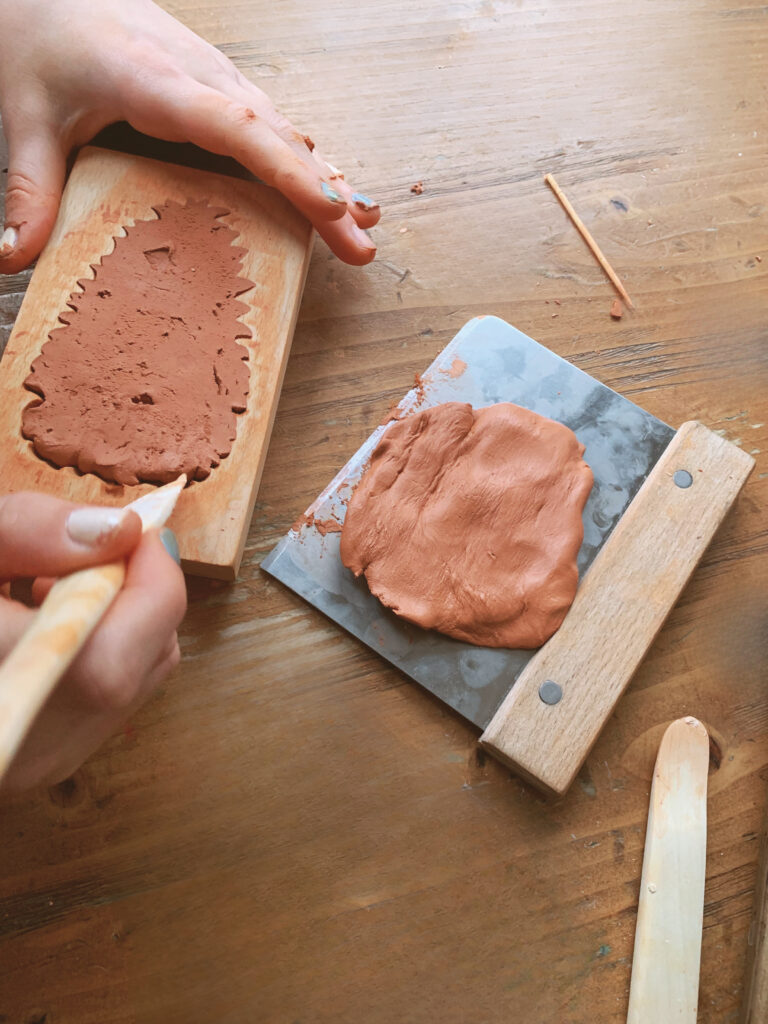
[1,1,766,1021]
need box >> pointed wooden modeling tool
[0,475,186,783]
[626,717,710,1023]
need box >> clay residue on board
[379,372,431,426]
[340,401,593,649]
[22,199,254,486]
[292,510,343,536]
[442,357,467,379]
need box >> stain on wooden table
[0,1,766,1021]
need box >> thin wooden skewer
[0,476,186,782]
[544,173,635,310]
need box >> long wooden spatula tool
[626,716,710,1023]
[0,475,186,782]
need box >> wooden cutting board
[0,145,313,580]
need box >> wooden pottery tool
[741,797,768,1023]
[0,475,185,783]
[626,717,710,1023]
[0,145,313,580]
[263,317,754,796]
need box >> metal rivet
[674,469,693,489]
[539,680,563,705]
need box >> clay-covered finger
[206,73,383,239]
[310,148,381,229]
[315,212,377,266]
[0,493,142,582]
[122,77,348,226]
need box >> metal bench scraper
[263,317,753,796]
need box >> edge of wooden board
[0,146,314,580]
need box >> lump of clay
[22,199,254,485]
[340,402,593,649]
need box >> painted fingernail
[352,193,379,212]
[321,182,345,204]
[160,527,181,565]
[0,226,18,258]
[67,506,129,545]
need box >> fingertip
[349,204,382,231]
[2,129,67,273]
[126,530,187,621]
[316,215,377,266]
[0,224,38,275]
[115,509,144,553]
[66,505,142,558]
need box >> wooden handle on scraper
[0,476,185,783]
[480,421,754,798]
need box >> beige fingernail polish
[67,507,129,545]
[0,226,18,258]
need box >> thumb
[0,492,142,581]
[0,123,67,274]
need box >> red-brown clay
[22,200,254,486]
[340,402,593,648]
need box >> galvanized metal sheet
[262,317,674,729]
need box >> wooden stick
[0,476,186,782]
[626,717,709,1024]
[544,173,635,309]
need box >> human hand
[0,493,187,793]
[0,0,380,274]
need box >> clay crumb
[291,510,343,536]
[380,402,404,426]
[610,299,623,319]
[291,511,313,533]
[313,516,343,536]
[302,135,315,152]
[757,255,763,263]
[410,182,424,195]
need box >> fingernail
[67,506,129,545]
[352,193,379,212]
[0,226,18,258]
[351,223,376,252]
[160,528,181,565]
[321,182,345,204]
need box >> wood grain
[0,1,767,1022]
[481,422,754,797]
[742,801,768,1023]
[626,717,709,1023]
[0,146,312,580]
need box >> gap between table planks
[0,145,313,580]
